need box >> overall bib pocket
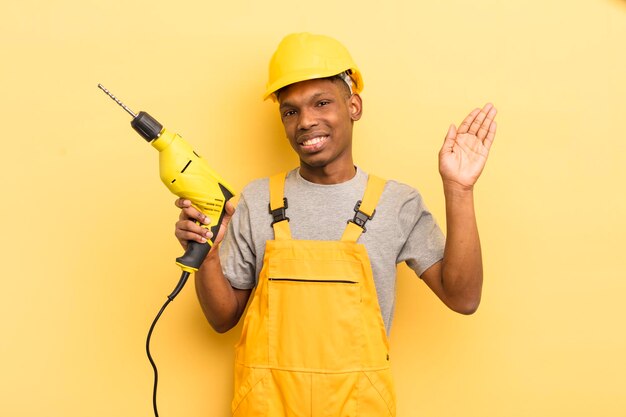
[267,257,364,371]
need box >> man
[175,33,496,416]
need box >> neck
[298,163,357,185]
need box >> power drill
[98,84,235,416]
[98,84,234,289]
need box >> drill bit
[98,84,137,118]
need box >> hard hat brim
[263,67,363,101]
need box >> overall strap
[269,172,292,240]
[341,174,386,242]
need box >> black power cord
[145,270,191,417]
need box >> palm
[439,103,497,189]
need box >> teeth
[302,136,327,146]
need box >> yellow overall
[232,173,396,417]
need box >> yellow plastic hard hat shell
[264,33,363,101]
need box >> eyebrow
[279,92,328,111]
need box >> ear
[348,93,363,121]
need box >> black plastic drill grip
[175,240,211,271]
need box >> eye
[282,109,297,118]
[317,100,331,107]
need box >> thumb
[224,199,236,218]
[214,200,236,244]
[442,124,457,151]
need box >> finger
[176,229,212,245]
[468,103,493,136]
[174,198,191,209]
[457,108,480,134]
[174,198,210,224]
[178,205,210,225]
[477,106,497,141]
[176,219,213,242]
[484,121,497,151]
[179,219,212,237]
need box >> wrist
[199,242,221,269]
[442,179,475,196]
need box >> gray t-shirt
[219,167,445,333]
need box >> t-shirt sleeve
[218,193,257,290]
[396,188,445,277]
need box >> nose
[297,107,318,130]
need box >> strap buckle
[269,198,289,225]
[348,200,375,232]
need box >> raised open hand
[439,103,497,190]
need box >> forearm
[440,181,483,313]
[194,246,247,333]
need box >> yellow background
[2,0,625,416]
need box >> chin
[300,159,326,169]
[296,152,320,165]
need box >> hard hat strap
[337,71,354,95]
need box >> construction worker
[174,32,497,416]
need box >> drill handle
[169,218,218,300]
[170,231,212,300]
[175,240,211,273]
[174,217,217,275]
[174,183,233,273]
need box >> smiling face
[278,77,363,184]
